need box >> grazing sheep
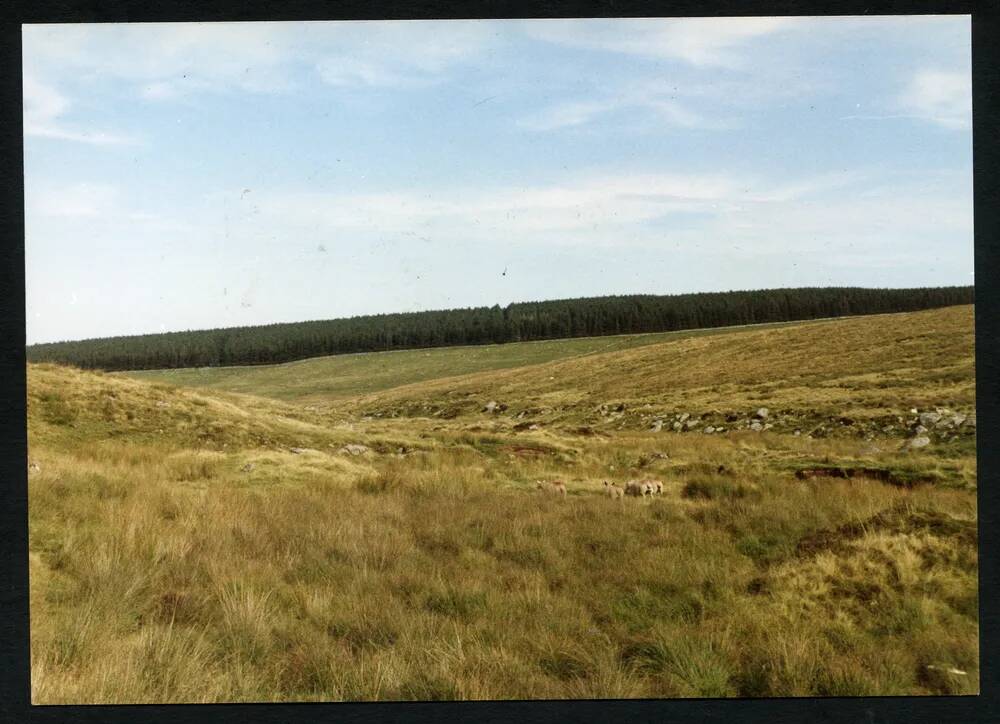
[536,480,567,496]
[28,462,40,474]
[643,479,663,495]
[624,479,647,497]
[603,480,625,499]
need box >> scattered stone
[754,407,769,420]
[650,420,663,432]
[528,424,540,431]
[905,436,931,450]
[340,444,370,456]
[910,408,918,415]
[914,425,928,435]
[672,421,683,431]
[703,426,716,434]
[484,401,499,413]
[763,423,773,431]
[679,412,691,423]
[749,421,763,432]
[919,412,942,427]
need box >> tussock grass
[27,308,977,702]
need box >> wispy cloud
[237,169,862,249]
[22,75,136,145]
[313,21,496,88]
[522,17,792,68]
[518,84,735,133]
[897,69,971,129]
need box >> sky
[22,16,973,345]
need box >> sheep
[536,480,567,496]
[603,480,625,499]
[28,462,40,474]
[624,479,647,497]
[643,478,663,495]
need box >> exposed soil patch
[794,465,937,488]
[499,444,557,458]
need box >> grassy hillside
[27,306,978,702]
[123,319,820,403]
[352,305,974,417]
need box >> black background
[1,1,996,722]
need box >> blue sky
[23,17,972,344]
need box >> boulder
[749,421,763,432]
[906,436,931,450]
[672,421,683,431]
[703,426,716,434]
[650,420,663,432]
[679,412,691,423]
[483,401,499,413]
[918,412,942,427]
[754,407,769,420]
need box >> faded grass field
[28,306,978,702]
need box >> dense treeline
[26,286,974,372]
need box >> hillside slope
[26,304,978,702]
[122,319,815,403]
[336,306,975,439]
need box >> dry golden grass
[27,307,977,702]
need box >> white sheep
[536,480,567,496]
[644,478,664,495]
[624,479,647,497]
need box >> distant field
[28,305,978,702]
[124,317,849,403]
